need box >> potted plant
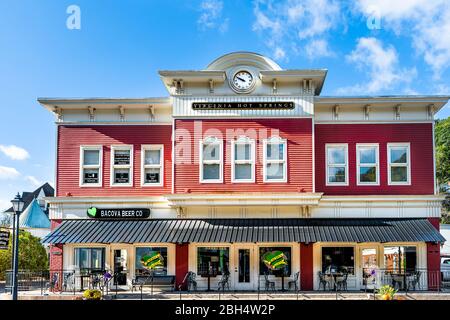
[377,285,397,300]
[82,289,102,300]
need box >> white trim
[356,143,380,186]
[433,122,437,195]
[387,143,411,186]
[110,145,134,187]
[315,120,434,124]
[199,136,223,183]
[231,136,256,183]
[172,118,175,194]
[141,145,164,187]
[262,136,287,183]
[325,143,348,186]
[79,145,103,187]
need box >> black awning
[42,218,446,244]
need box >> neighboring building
[3,183,54,239]
[40,52,448,291]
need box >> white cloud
[0,166,20,180]
[25,175,41,187]
[305,39,334,60]
[252,0,343,61]
[354,0,450,78]
[0,145,29,160]
[337,37,416,94]
[274,47,286,60]
[197,0,229,33]
[0,199,11,212]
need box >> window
[141,145,164,186]
[80,146,102,187]
[197,247,229,276]
[357,144,379,185]
[259,247,291,276]
[135,247,167,276]
[231,137,255,183]
[200,137,223,183]
[110,145,133,186]
[74,248,105,271]
[326,144,348,185]
[388,143,410,185]
[384,246,417,273]
[263,136,287,182]
[321,247,355,275]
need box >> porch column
[427,218,441,291]
[300,243,314,291]
[175,243,189,291]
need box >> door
[361,247,378,290]
[113,249,128,286]
[234,247,253,290]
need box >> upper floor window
[388,143,410,185]
[356,144,379,185]
[200,137,223,183]
[263,136,287,183]
[80,146,102,187]
[141,145,164,186]
[231,137,255,183]
[110,145,133,187]
[326,144,348,186]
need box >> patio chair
[407,271,421,291]
[264,272,275,291]
[48,272,59,292]
[62,271,75,292]
[335,272,348,291]
[218,273,230,291]
[288,271,300,291]
[318,271,331,291]
[179,271,198,291]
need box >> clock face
[232,71,254,91]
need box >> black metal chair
[318,271,331,291]
[335,272,348,291]
[288,271,299,291]
[179,271,198,291]
[264,272,275,291]
[407,271,421,291]
[218,273,230,291]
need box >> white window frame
[263,136,287,183]
[231,136,256,183]
[110,145,133,187]
[141,145,164,187]
[79,145,103,187]
[387,142,411,185]
[199,136,223,183]
[325,143,349,186]
[356,143,380,186]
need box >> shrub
[82,289,102,300]
[377,285,397,300]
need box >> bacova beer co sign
[87,207,150,219]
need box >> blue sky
[0,0,449,210]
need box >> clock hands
[236,76,246,82]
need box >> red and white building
[40,52,448,291]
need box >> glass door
[113,249,128,286]
[234,247,253,290]
[361,248,378,290]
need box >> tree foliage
[435,117,450,186]
[0,230,48,280]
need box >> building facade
[41,52,448,291]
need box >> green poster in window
[262,250,287,270]
[141,252,164,271]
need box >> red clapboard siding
[57,125,172,197]
[314,123,434,195]
[174,119,313,193]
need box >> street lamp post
[10,192,24,300]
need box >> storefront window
[321,247,354,274]
[383,246,417,272]
[259,247,291,276]
[197,247,229,276]
[135,247,168,276]
[74,248,105,270]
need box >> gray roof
[42,218,445,244]
[4,183,54,214]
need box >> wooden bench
[131,275,176,292]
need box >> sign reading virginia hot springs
[87,207,150,219]
[192,101,295,110]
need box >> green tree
[0,230,48,280]
[435,117,450,186]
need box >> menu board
[84,170,99,184]
[145,172,160,183]
[114,150,130,165]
